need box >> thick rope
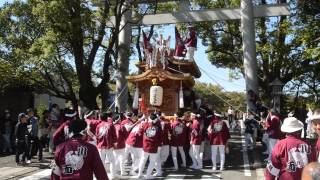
[107,83,128,111]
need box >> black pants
[15,140,28,163]
[27,136,43,161]
[228,115,233,125]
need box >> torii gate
[113,0,290,112]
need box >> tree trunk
[79,85,98,110]
[127,90,133,111]
[100,86,110,110]
[78,67,98,109]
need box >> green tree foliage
[0,0,176,109]
[290,0,320,104]
[193,0,320,106]
[0,0,139,109]
[0,59,29,92]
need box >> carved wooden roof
[126,68,194,86]
[167,58,201,78]
[135,58,201,78]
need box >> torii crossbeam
[107,3,289,26]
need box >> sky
[0,0,246,92]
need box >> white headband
[214,113,223,117]
[191,113,200,118]
[65,112,77,118]
[69,128,88,138]
[84,111,94,119]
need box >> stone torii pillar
[115,1,132,112]
[241,0,258,112]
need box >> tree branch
[87,0,110,68]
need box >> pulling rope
[198,65,245,88]
[198,66,264,117]
[107,83,128,111]
[195,80,245,115]
[167,66,245,114]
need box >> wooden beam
[106,4,290,26]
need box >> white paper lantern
[150,86,163,106]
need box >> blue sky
[0,0,246,92]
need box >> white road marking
[256,168,265,180]
[241,134,252,176]
[201,174,221,179]
[19,169,51,180]
[166,173,186,180]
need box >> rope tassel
[132,84,139,109]
[179,81,184,108]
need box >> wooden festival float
[126,25,202,116]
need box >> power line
[166,65,247,114]
[195,80,246,114]
[198,65,246,88]
[196,66,248,114]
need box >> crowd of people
[0,108,46,164]
[48,107,232,179]
[2,103,320,180]
[0,103,231,179]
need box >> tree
[0,0,142,109]
[193,0,320,106]
[293,0,320,104]
[0,59,28,92]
